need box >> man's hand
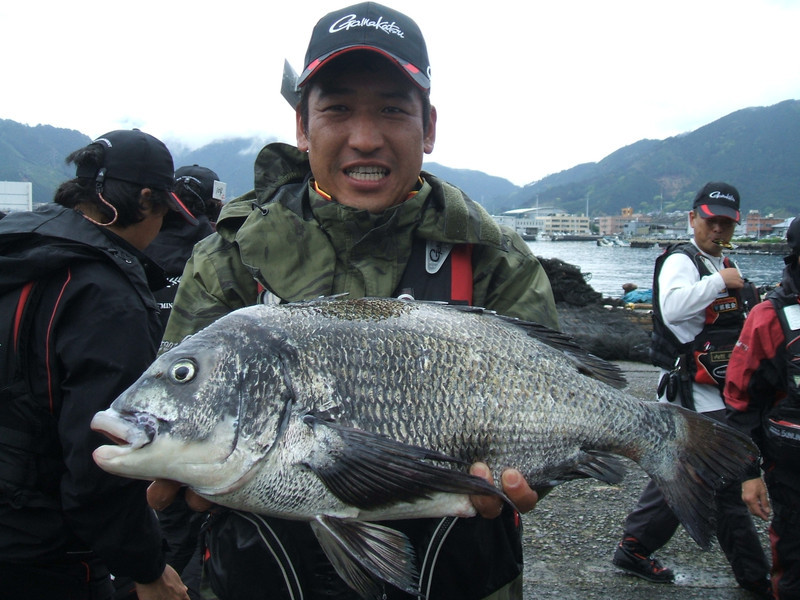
[741,476,770,521]
[469,462,538,519]
[135,564,189,600]
[147,479,213,512]
[719,267,745,290]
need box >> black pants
[620,409,770,585]
[0,556,115,600]
[765,472,800,599]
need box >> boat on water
[552,233,601,242]
[596,235,630,247]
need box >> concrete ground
[519,361,771,599]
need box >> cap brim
[297,46,430,90]
[168,192,199,226]
[696,203,740,223]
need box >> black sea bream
[92,297,757,598]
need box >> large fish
[92,297,757,598]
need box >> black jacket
[145,215,214,333]
[0,204,166,583]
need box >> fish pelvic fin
[310,515,421,599]
[302,416,507,509]
[636,404,759,549]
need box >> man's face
[689,211,737,256]
[296,60,436,213]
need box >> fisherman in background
[115,164,224,600]
[148,2,556,598]
[147,164,225,333]
[621,282,652,304]
[0,129,189,600]
[725,215,800,600]
[612,182,771,597]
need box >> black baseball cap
[175,165,225,203]
[692,181,741,223]
[785,216,800,265]
[297,2,430,90]
[76,129,197,225]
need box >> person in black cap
[150,3,555,599]
[0,129,190,600]
[140,164,225,600]
[147,164,225,333]
[725,215,800,600]
[612,181,771,597]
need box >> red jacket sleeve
[724,300,784,439]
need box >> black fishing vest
[0,280,64,511]
[393,238,473,305]
[762,286,800,461]
[649,243,750,390]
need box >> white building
[0,181,33,214]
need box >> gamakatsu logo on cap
[708,191,736,202]
[330,14,405,38]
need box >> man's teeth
[346,167,387,181]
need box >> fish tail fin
[635,404,758,549]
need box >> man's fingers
[185,489,214,512]
[146,479,182,511]
[501,469,538,514]
[470,462,504,519]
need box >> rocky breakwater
[538,257,652,363]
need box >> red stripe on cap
[697,204,739,221]
[170,192,198,225]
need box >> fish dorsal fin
[419,303,628,390]
[310,516,420,598]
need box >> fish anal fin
[310,515,421,598]
[532,450,627,488]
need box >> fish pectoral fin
[303,416,505,509]
[310,515,420,599]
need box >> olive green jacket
[161,143,557,351]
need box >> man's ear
[138,188,153,210]
[424,105,437,155]
[296,109,309,152]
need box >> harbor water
[527,240,787,299]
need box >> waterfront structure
[0,181,33,214]
[744,210,784,238]
[492,207,594,240]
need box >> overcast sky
[2,0,799,187]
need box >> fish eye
[169,359,197,384]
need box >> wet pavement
[520,361,771,599]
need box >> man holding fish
[149,3,551,598]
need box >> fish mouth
[91,408,157,452]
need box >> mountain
[0,119,91,203]
[2,99,799,218]
[493,99,800,218]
